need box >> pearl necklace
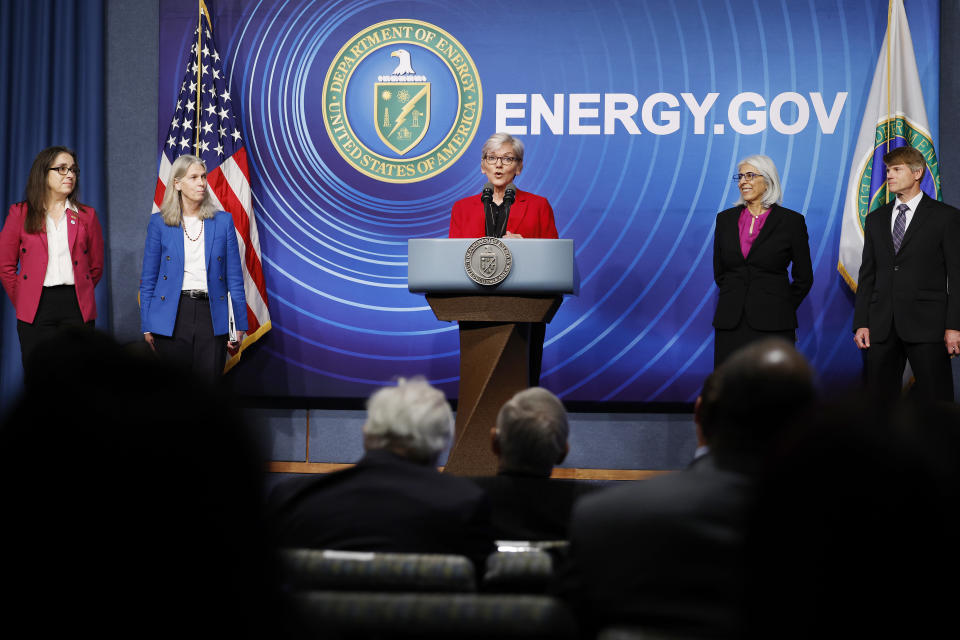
[182,217,203,242]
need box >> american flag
[153,0,270,371]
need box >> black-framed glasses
[484,154,517,166]
[49,165,79,176]
[732,172,762,182]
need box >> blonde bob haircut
[159,154,218,226]
[734,154,783,209]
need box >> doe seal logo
[465,237,512,286]
[323,19,482,183]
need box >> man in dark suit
[555,339,816,639]
[470,387,596,541]
[270,378,494,569]
[854,145,960,402]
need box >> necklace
[182,217,203,242]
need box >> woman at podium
[712,154,813,367]
[448,133,559,239]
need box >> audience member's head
[741,392,960,638]
[492,387,570,476]
[362,376,454,466]
[700,338,816,472]
[0,329,297,637]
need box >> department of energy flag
[838,0,940,291]
[154,0,270,371]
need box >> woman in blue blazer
[140,154,247,379]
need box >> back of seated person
[470,387,594,541]
[0,329,300,638]
[741,394,960,638]
[555,339,817,639]
[270,377,494,569]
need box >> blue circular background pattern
[158,0,941,402]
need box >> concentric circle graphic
[157,0,941,401]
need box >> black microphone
[503,183,516,206]
[481,182,494,204]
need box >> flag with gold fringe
[154,0,270,371]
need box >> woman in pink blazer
[0,146,104,366]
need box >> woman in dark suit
[140,154,247,380]
[713,154,813,366]
[0,146,104,367]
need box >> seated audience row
[4,331,958,639]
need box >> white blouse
[42,201,77,287]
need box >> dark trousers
[152,294,227,381]
[714,316,796,368]
[865,330,953,403]
[17,284,92,368]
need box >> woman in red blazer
[448,133,559,239]
[0,146,104,366]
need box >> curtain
[0,0,107,415]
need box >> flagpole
[885,0,892,155]
[194,0,203,154]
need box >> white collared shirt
[891,191,924,235]
[182,215,208,291]
[43,200,77,287]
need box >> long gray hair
[159,154,217,226]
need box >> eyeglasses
[484,154,517,166]
[49,165,79,176]
[732,172,763,182]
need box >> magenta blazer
[448,189,559,239]
[0,202,104,323]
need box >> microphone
[503,183,516,206]
[481,182,494,204]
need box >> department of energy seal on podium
[465,237,512,286]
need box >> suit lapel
[508,191,528,233]
[204,214,215,272]
[897,194,930,253]
[66,208,79,251]
[748,205,784,256]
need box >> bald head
[700,338,816,470]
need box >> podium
[408,239,577,475]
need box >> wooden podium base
[427,295,562,476]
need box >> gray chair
[482,549,554,593]
[293,591,578,639]
[280,548,476,593]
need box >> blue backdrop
[0,0,108,415]
[158,0,940,402]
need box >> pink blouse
[738,207,770,258]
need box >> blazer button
[220,296,225,300]
[894,266,900,271]
[219,276,223,281]
[160,295,165,300]
[163,275,167,280]
[166,256,171,260]
[21,248,26,253]
[74,260,78,266]
[217,256,222,262]
[23,274,27,279]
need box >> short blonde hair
[159,154,218,226]
[481,132,524,163]
[734,154,783,209]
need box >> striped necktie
[892,203,908,253]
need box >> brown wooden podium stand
[426,294,563,476]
